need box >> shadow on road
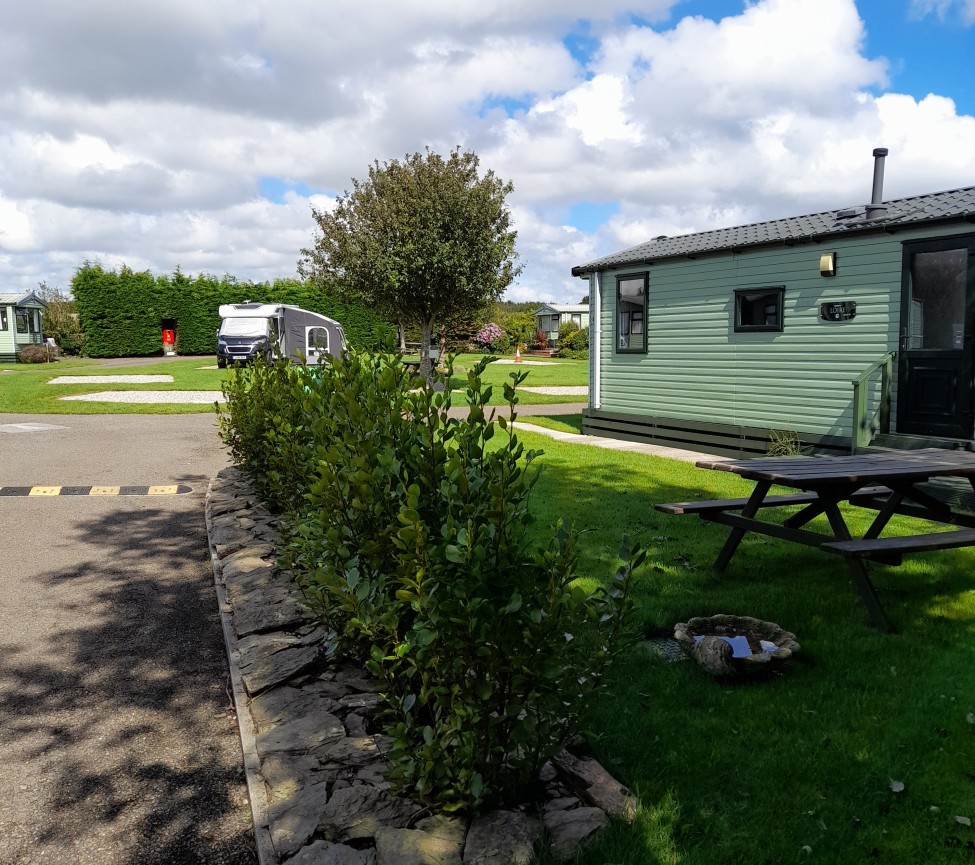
[0,504,255,864]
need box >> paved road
[0,414,255,865]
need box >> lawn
[0,353,589,414]
[511,427,975,865]
[0,357,228,414]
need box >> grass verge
[520,414,584,434]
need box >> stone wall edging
[206,466,637,865]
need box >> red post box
[162,329,175,345]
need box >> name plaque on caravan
[820,301,856,322]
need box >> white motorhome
[216,303,347,368]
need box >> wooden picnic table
[655,448,975,630]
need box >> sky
[1,0,974,304]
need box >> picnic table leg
[783,499,826,529]
[863,490,905,539]
[823,503,892,631]
[712,481,771,572]
[784,483,862,530]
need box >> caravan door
[896,234,975,438]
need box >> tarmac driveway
[0,414,255,865]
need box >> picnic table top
[695,448,975,487]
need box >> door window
[907,248,967,350]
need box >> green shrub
[490,333,511,354]
[557,320,579,343]
[556,322,588,358]
[499,310,537,347]
[217,356,303,508]
[18,344,60,363]
[219,349,643,813]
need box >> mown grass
[0,358,227,414]
[0,353,589,414]
[448,353,588,387]
[520,413,584,434]
[510,427,975,865]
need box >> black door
[897,235,975,438]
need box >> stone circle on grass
[674,614,800,677]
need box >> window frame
[615,271,649,354]
[0,309,7,330]
[734,285,785,333]
[16,310,28,334]
[306,326,329,353]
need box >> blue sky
[858,0,975,114]
[666,1,975,116]
[1,0,973,302]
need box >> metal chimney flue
[865,147,888,220]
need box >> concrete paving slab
[49,375,175,384]
[60,390,226,403]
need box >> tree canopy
[299,148,520,371]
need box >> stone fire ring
[673,614,800,677]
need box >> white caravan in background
[216,303,347,368]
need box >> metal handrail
[851,352,895,452]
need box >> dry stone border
[206,466,637,865]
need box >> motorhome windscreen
[221,318,269,336]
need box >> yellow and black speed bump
[0,484,192,497]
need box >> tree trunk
[419,320,434,380]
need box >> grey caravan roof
[281,306,346,363]
[571,185,975,276]
[0,291,47,307]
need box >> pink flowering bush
[474,322,505,350]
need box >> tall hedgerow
[71,263,394,357]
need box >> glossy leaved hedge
[217,349,643,812]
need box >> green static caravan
[533,303,591,347]
[571,152,975,458]
[0,292,47,363]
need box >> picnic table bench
[654,449,975,630]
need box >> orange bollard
[515,346,522,362]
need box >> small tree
[500,310,537,349]
[299,148,520,376]
[37,281,83,354]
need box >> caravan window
[616,272,648,353]
[221,317,269,337]
[0,309,6,330]
[734,286,784,332]
[307,327,329,352]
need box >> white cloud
[910,0,975,25]
[0,0,972,304]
